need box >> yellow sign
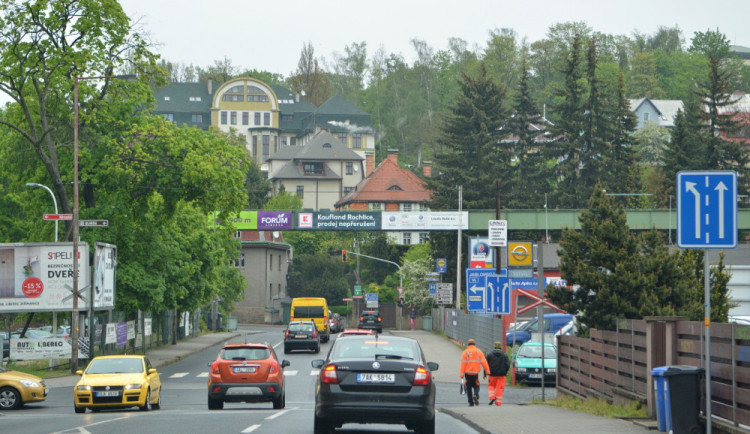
[508,241,533,266]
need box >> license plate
[529,373,542,379]
[96,390,120,397]
[295,334,308,338]
[233,366,256,373]
[357,373,395,383]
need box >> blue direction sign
[429,283,437,296]
[485,275,510,314]
[677,171,737,248]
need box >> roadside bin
[422,315,432,331]
[662,365,704,434]
[650,366,670,432]
[227,316,238,332]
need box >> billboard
[381,211,469,231]
[209,211,293,230]
[469,237,495,268]
[0,243,91,312]
[93,242,116,310]
[297,211,381,230]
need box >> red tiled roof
[335,157,431,207]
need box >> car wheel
[152,388,161,410]
[315,344,320,353]
[313,414,332,434]
[272,390,285,409]
[416,416,435,434]
[208,396,223,410]
[0,386,21,410]
[139,389,152,411]
[74,405,86,414]
[284,346,290,354]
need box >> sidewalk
[392,330,653,434]
[44,331,242,389]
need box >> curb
[438,407,493,434]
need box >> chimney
[365,152,375,177]
[422,161,432,178]
[207,78,213,95]
[386,149,399,164]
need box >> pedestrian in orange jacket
[459,339,490,406]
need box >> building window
[234,231,241,239]
[344,186,354,194]
[403,233,412,245]
[273,135,278,153]
[278,255,282,271]
[163,113,174,122]
[346,161,353,175]
[643,112,650,121]
[401,203,412,212]
[281,136,288,146]
[242,112,249,125]
[191,113,203,123]
[240,252,245,267]
[163,96,170,101]
[264,112,270,126]
[220,111,227,125]
[222,85,244,102]
[189,96,202,102]
[230,111,237,125]
[291,137,297,146]
[269,254,273,270]
[369,202,384,211]
[419,232,428,244]
[254,112,261,125]
[252,136,258,159]
[263,135,270,161]
[281,114,293,122]
[352,133,362,148]
[247,85,269,102]
[388,185,403,191]
[304,162,324,175]
[338,133,347,145]
[296,185,304,198]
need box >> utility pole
[456,186,463,309]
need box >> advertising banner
[93,243,116,309]
[0,243,90,312]
[105,323,117,344]
[381,211,469,231]
[257,211,292,230]
[469,237,495,268]
[209,211,258,230]
[296,211,381,230]
[10,337,86,360]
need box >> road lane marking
[241,424,261,433]
[310,369,320,375]
[265,409,291,420]
[197,372,209,377]
[170,372,189,378]
[283,370,298,376]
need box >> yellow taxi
[74,355,161,413]
[0,366,48,409]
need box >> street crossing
[167,369,320,379]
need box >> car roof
[222,342,271,349]
[92,355,146,360]
[520,341,556,348]
[340,328,374,334]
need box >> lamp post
[25,182,58,242]
[71,74,136,373]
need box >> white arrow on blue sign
[485,275,510,314]
[677,171,737,249]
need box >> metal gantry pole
[456,186,463,310]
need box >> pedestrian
[486,341,511,406]
[409,308,417,330]
[459,338,490,407]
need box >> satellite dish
[272,231,280,239]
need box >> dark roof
[269,161,341,181]
[316,95,370,116]
[269,131,363,162]
[153,83,212,113]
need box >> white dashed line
[310,369,320,376]
[283,370,298,376]
[170,372,189,378]
[240,424,261,433]
[197,372,209,377]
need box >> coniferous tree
[602,72,641,201]
[660,94,709,197]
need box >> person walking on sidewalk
[486,341,511,406]
[409,308,417,330]
[459,338,490,407]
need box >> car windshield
[294,306,324,317]
[362,312,379,318]
[333,339,416,360]
[289,324,314,333]
[222,347,270,361]
[517,345,556,359]
[86,358,144,374]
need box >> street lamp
[25,182,58,242]
[71,74,136,373]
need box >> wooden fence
[557,317,750,432]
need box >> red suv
[208,342,289,410]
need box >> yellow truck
[290,297,330,342]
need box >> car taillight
[290,316,294,322]
[212,361,220,374]
[321,364,338,384]
[313,329,318,338]
[359,316,364,322]
[270,360,278,374]
[285,330,289,339]
[413,366,430,386]
[377,316,382,322]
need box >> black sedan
[311,335,438,434]
[284,321,320,354]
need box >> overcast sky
[119,0,750,77]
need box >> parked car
[513,341,557,385]
[338,328,375,337]
[208,342,289,410]
[358,310,383,333]
[55,326,71,339]
[0,366,48,409]
[284,320,320,354]
[505,313,573,346]
[311,335,438,434]
[73,355,161,413]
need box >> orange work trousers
[488,375,506,405]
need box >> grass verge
[4,359,72,378]
[533,394,648,419]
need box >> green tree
[633,121,671,165]
[287,253,349,303]
[288,42,331,106]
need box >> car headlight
[516,368,527,373]
[124,384,143,390]
[20,379,40,388]
[76,385,92,391]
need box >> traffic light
[342,250,348,262]
[397,296,404,307]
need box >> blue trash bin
[651,366,671,432]
[662,366,704,434]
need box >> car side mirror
[75,370,83,376]
[148,368,157,375]
[281,360,290,368]
[427,362,439,371]
[311,359,324,369]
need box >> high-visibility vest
[460,345,489,376]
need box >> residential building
[718,91,750,143]
[231,231,291,324]
[267,130,365,210]
[153,81,213,130]
[335,150,432,245]
[629,98,684,130]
